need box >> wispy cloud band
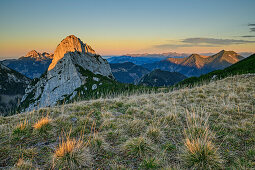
[182,38,255,45]
[154,37,255,49]
[248,23,255,32]
[240,35,255,38]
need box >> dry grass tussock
[182,110,222,169]
[0,74,255,169]
[53,130,92,169]
[33,116,51,130]
[14,157,33,169]
[16,120,28,131]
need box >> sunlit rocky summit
[48,35,96,70]
[20,35,113,111]
[25,50,54,61]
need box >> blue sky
[0,0,255,58]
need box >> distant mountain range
[2,50,53,79]
[142,50,244,77]
[107,52,188,65]
[178,53,255,86]
[0,63,30,115]
[2,50,245,81]
[138,69,187,87]
[110,62,150,84]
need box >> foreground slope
[0,74,254,169]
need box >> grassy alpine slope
[0,74,255,169]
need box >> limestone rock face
[48,35,96,70]
[21,35,113,111]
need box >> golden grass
[185,138,212,155]
[15,157,33,169]
[16,120,28,130]
[53,130,92,169]
[55,137,83,157]
[182,110,222,169]
[16,158,24,167]
[33,116,51,129]
[183,137,222,169]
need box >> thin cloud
[154,43,216,49]
[240,35,255,38]
[154,44,192,49]
[248,23,255,32]
[182,38,255,45]
[154,37,255,49]
[250,27,255,32]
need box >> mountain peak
[25,50,40,58]
[48,35,96,70]
[219,50,237,55]
[214,50,240,59]
[23,50,53,61]
[190,53,202,57]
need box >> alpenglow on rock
[20,35,113,111]
[48,35,96,70]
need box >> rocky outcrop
[0,63,30,115]
[48,35,96,70]
[20,35,113,111]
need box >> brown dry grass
[33,116,51,130]
[55,137,83,157]
[53,130,92,169]
[16,120,28,131]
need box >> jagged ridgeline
[142,50,244,77]
[177,53,255,87]
[19,35,153,112]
